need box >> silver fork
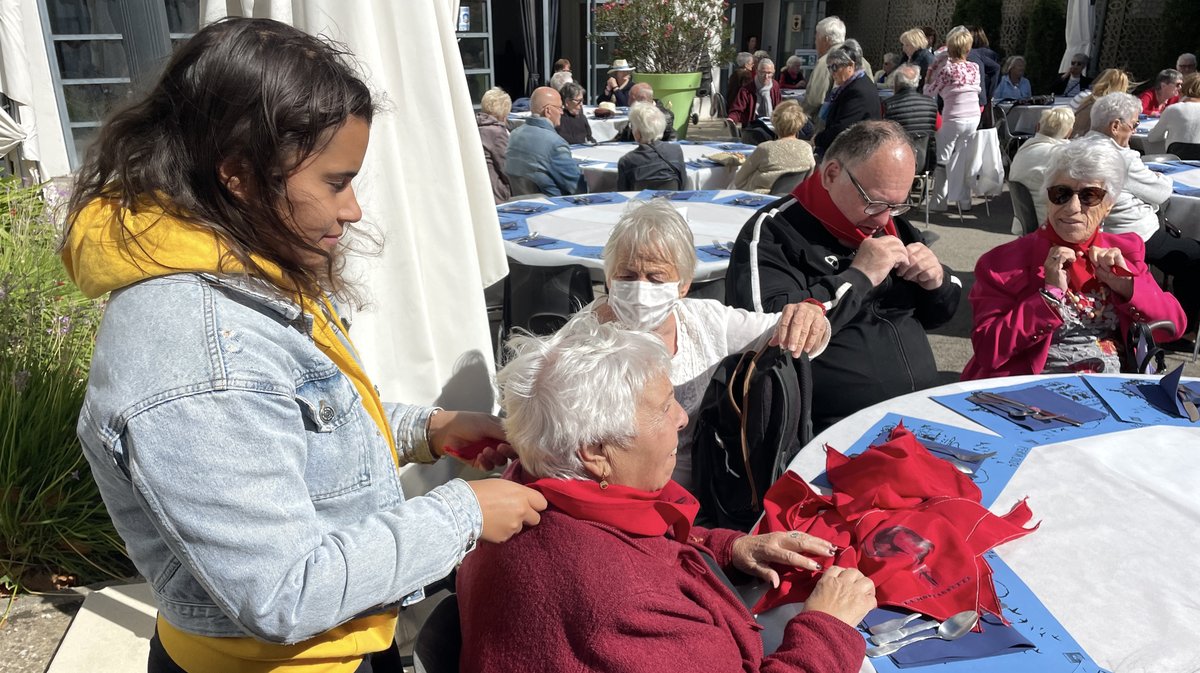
[510,232,541,244]
[711,239,732,252]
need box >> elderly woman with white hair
[780,54,807,90]
[457,316,874,673]
[616,102,687,190]
[476,87,512,202]
[589,199,829,490]
[993,55,1032,101]
[1083,91,1200,339]
[963,138,1185,379]
[1009,107,1076,226]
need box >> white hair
[757,57,775,74]
[480,87,512,121]
[549,70,574,91]
[1042,136,1127,204]
[1037,107,1075,139]
[1089,92,1141,132]
[815,16,846,44]
[497,314,671,480]
[628,101,667,142]
[603,198,697,283]
[1179,53,1197,66]
[892,63,920,91]
[736,52,754,68]
[786,55,803,69]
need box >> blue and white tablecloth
[507,105,629,142]
[1146,160,1200,239]
[569,140,757,193]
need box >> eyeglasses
[568,97,584,104]
[845,168,911,216]
[1046,185,1107,207]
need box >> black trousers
[1146,227,1200,334]
[148,629,404,673]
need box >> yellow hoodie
[64,199,402,673]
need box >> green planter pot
[632,71,702,140]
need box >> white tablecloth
[1001,98,1075,135]
[1131,117,1159,154]
[507,106,629,142]
[499,190,770,282]
[760,374,1200,673]
[571,141,754,192]
[1147,160,1200,239]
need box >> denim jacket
[506,116,584,196]
[77,272,483,643]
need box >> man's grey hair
[736,51,754,68]
[826,40,862,71]
[815,16,846,44]
[757,57,775,73]
[559,81,585,105]
[603,199,697,284]
[882,52,903,68]
[549,70,573,91]
[498,314,671,480]
[1042,136,1127,205]
[1089,92,1141,132]
[1157,68,1183,86]
[628,101,667,142]
[822,120,916,171]
[1178,53,1197,67]
[892,63,920,91]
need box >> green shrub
[0,178,130,599]
[952,0,1003,48]
[1023,0,1067,94]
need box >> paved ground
[4,116,1196,673]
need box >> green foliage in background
[593,0,735,73]
[0,179,130,602]
[952,0,1003,47]
[1023,0,1068,94]
[1159,0,1200,77]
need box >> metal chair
[687,277,726,301]
[506,173,543,197]
[722,118,740,140]
[1142,154,1181,164]
[633,177,682,190]
[500,260,595,360]
[412,594,460,673]
[909,131,936,226]
[992,103,1032,168]
[769,169,811,196]
[1167,142,1200,160]
[1007,180,1040,235]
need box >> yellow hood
[62,198,278,299]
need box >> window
[39,0,200,167]
[457,1,493,108]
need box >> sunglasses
[846,168,911,216]
[1047,185,1107,207]
[1070,61,1084,66]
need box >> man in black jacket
[725,121,961,431]
[1052,54,1093,97]
[883,65,937,136]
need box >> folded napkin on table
[970,385,1106,431]
[498,203,549,214]
[498,218,519,230]
[862,608,1034,667]
[697,244,732,260]
[516,236,569,249]
[556,194,614,205]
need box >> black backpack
[691,346,812,531]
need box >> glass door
[457,1,494,108]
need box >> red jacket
[457,509,865,673]
[962,230,1186,380]
[729,78,783,126]
[1139,88,1179,117]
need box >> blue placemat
[819,413,1033,508]
[865,552,1110,673]
[1145,162,1194,175]
[549,193,627,206]
[862,608,1034,668]
[932,377,1134,442]
[1082,375,1200,426]
[567,244,605,259]
[1172,183,1200,197]
[714,192,777,209]
[705,142,756,152]
[696,245,732,262]
[634,189,721,202]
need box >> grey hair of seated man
[756,57,775,74]
[628,100,667,142]
[822,119,915,171]
[882,52,903,68]
[549,70,573,92]
[1041,136,1127,205]
[629,82,655,104]
[1089,92,1141,133]
[815,16,846,45]
[1036,107,1074,139]
[735,51,754,69]
[480,87,512,122]
[497,314,672,480]
[602,198,697,284]
[1178,53,1197,69]
[1157,68,1183,86]
[891,64,920,91]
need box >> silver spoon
[866,610,979,656]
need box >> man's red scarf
[793,172,898,246]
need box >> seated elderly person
[779,55,807,89]
[729,57,782,126]
[590,199,829,490]
[614,82,676,142]
[734,101,816,193]
[814,40,882,156]
[993,55,1032,101]
[1070,68,1129,137]
[507,86,585,196]
[457,316,875,673]
[883,64,937,135]
[616,103,687,191]
[1009,107,1075,226]
[1052,53,1093,98]
[555,81,594,145]
[963,139,1185,379]
[876,52,902,85]
[475,87,512,203]
[1083,92,1200,337]
[1139,68,1182,117]
[1145,72,1200,154]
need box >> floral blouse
[1042,286,1123,373]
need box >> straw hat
[608,59,635,74]
[594,101,617,117]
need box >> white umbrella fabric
[0,104,24,154]
[1059,0,1093,75]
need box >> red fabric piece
[792,173,899,247]
[1037,222,1135,294]
[752,424,1038,623]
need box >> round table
[507,105,629,142]
[758,374,1200,672]
[1147,159,1200,240]
[570,141,754,192]
[1000,98,1075,135]
[497,190,774,282]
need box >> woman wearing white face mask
[591,199,831,491]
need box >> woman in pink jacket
[963,138,1185,379]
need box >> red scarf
[1036,223,1133,293]
[792,173,898,246]
[508,462,700,540]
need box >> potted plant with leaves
[594,0,734,139]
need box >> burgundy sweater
[456,509,865,673]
